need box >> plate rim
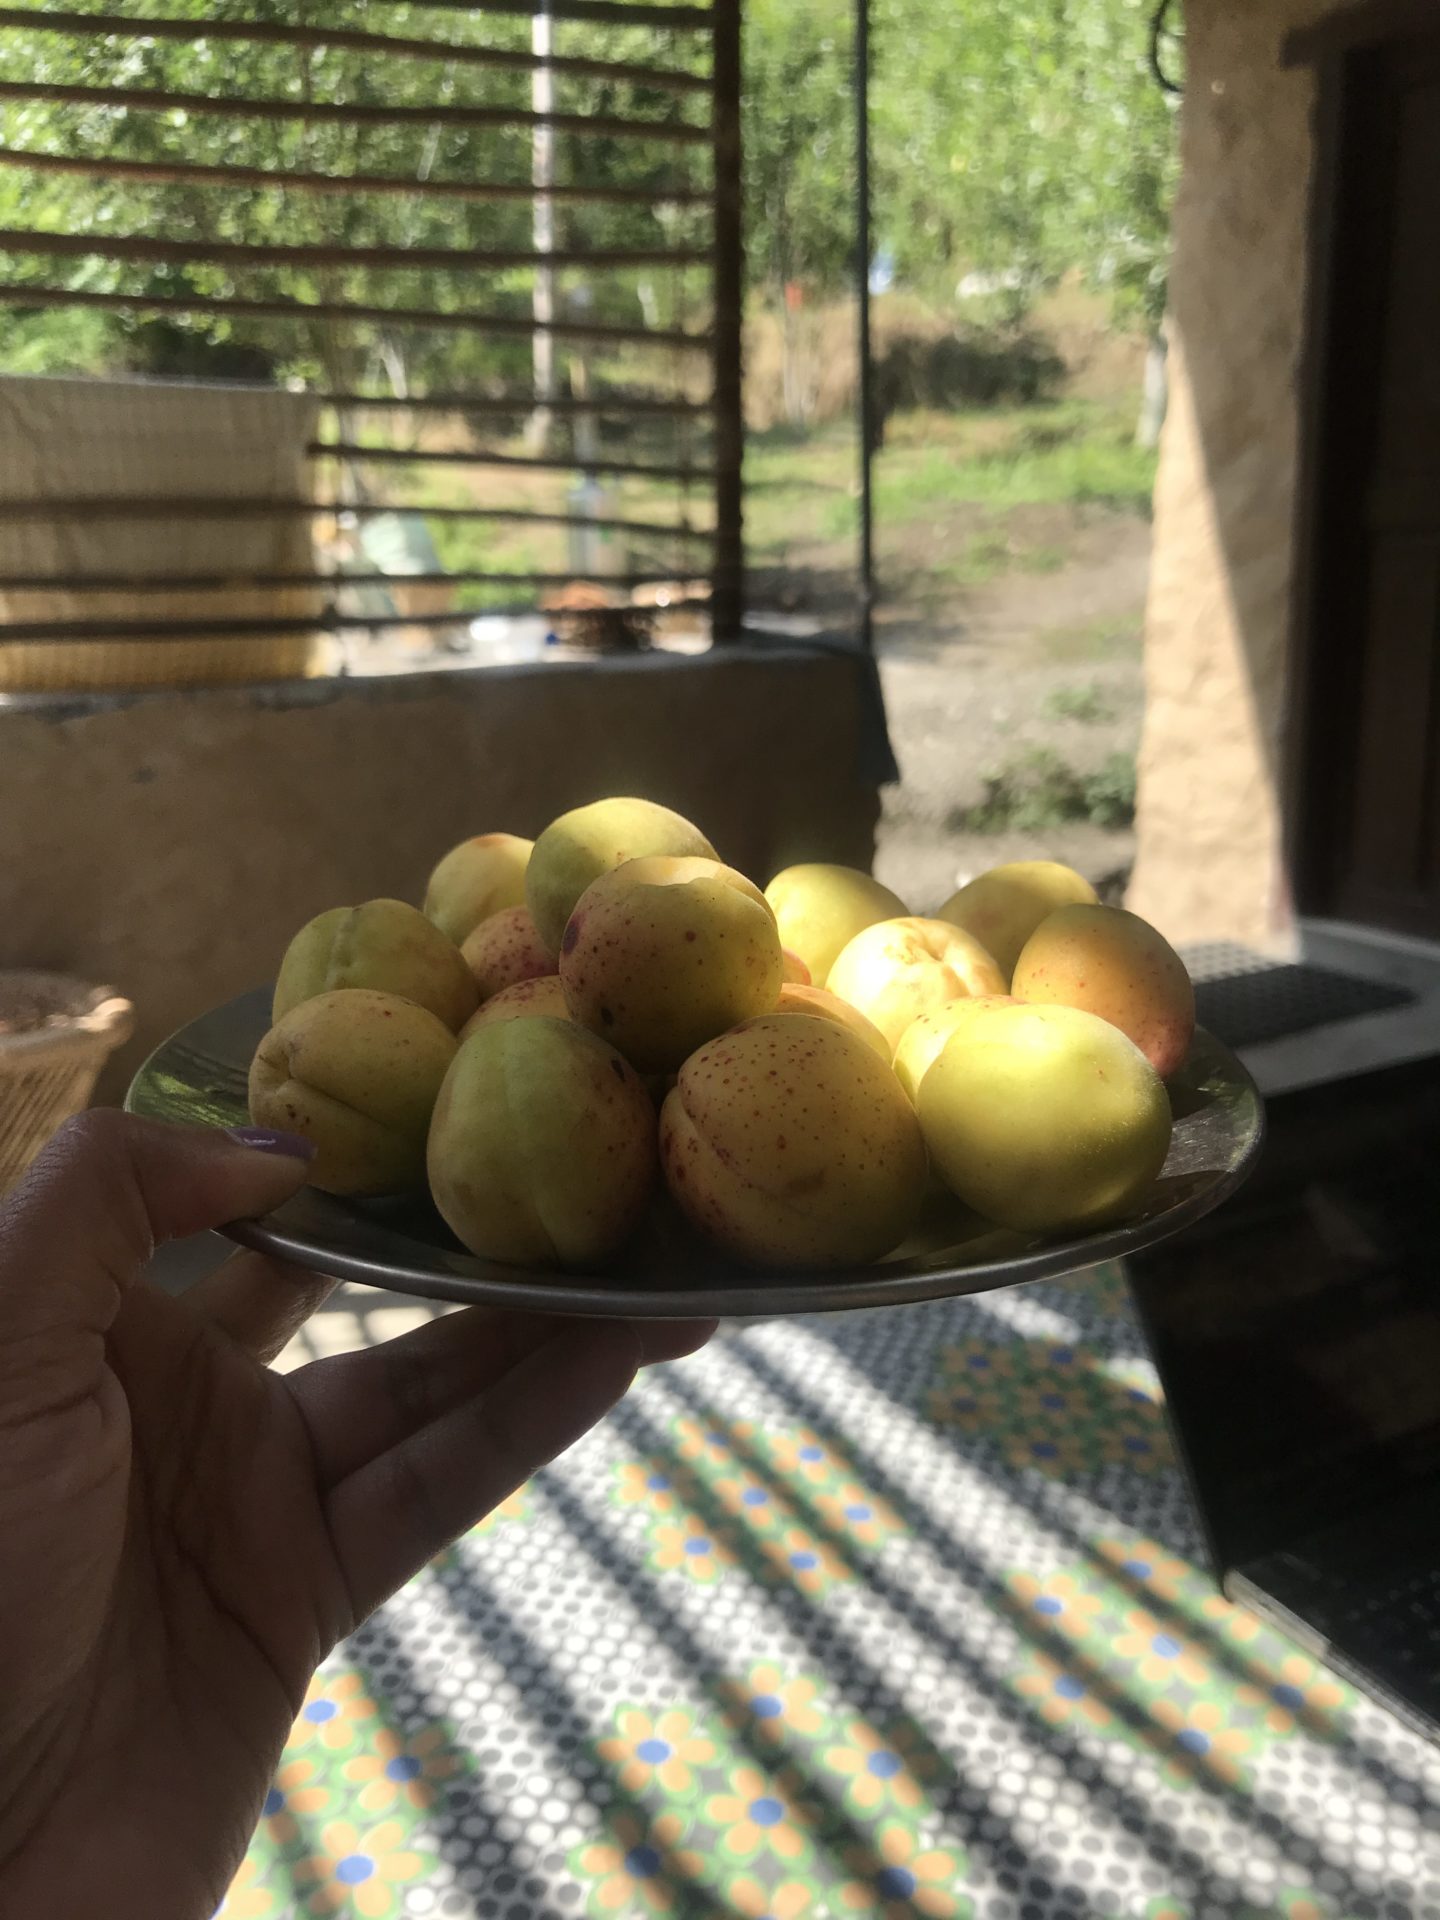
[129,990,1265,1319]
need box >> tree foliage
[0,0,1178,385]
[0,1,706,387]
[744,0,1179,328]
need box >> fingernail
[224,1126,317,1162]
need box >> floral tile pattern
[1004,1538,1354,1791]
[609,1420,906,1601]
[221,1265,1437,1919]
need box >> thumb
[0,1111,314,1344]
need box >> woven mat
[223,1266,1440,1920]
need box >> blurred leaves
[0,0,1177,385]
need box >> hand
[0,1113,711,1919]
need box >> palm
[7,1293,345,1916]
[0,1115,698,1920]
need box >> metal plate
[127,988,1265,1319]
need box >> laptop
[1124,1051,1440,1741]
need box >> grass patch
[954,746,1137,832]
[752,403,1153,569]
[1042,681,1116,724]
[872,402,1157,523]
[1035,613,1144,664]
[923,529,1075,592]
[1019,543,1068,574]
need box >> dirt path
[871,506,1150,911]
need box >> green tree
[739,0,1178,330]
[869,0,1179,328]
[741,0,855,300]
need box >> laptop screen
[1124,1055,1440,1576]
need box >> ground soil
[870,500,1148,910]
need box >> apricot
[272,898,478,1033]
[427,1016,656,1267]
[892,994,1019,1103]
[764,863,908,986]
[526,797,716,955]
[660,1014,926,1268]
[249,988,456,1196]
[459,973,571,1040]
[937,859,1098,984]
[423,832,533,944]
[781,948,812,985]
[774,982,891,1061]
[1012,904,1195,1079]
[918,1001,1172,1233]
[826,917,1006,1054]
[560,855,782,1074]
[461,905,556,1002]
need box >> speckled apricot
[460,974,571,1040]
[937,859,1098,983]
[427,1015,656,1267]
[273,897,478,1034]
[249,987,456,1195]
[773,983,891,1060]
[1012,904,1195,1079]
[559,855,782,1074]
[659,1013,926,1269]
[526,797,716,954]
[422,832,533,944]
[461,905,557,1001]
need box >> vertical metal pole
[529,6,556,455]
[855,0,875,651]
[710,0,744,645]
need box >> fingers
[0,1111,313,1344]
[292,1305,572,1487]
[326,1318,643,1620]
[636,1318,718,1366]
[183,1249,339,1365]
[292,1306,719,1489]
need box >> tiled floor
[220,1266,1440,1920]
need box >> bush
[953,747,1136,833]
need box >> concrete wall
[0,645,886,1101]
[1129,0,1337,946]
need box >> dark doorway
[1288,10,1440,940]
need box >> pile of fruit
[248,796,1197,1273]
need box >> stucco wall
[0,646,886,1102]
[1128,0,1337,946]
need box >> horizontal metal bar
[311,441,714,482]
[0,496,715,538]
[321,388,712,416]
[0,283,712,350]
[0,146,713,209]
[0,79,710,144]
[0,605,707,642]
[0,570,709,593]
[359,0,715,27]
[0,228,708,275]
[0,8,713,95]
